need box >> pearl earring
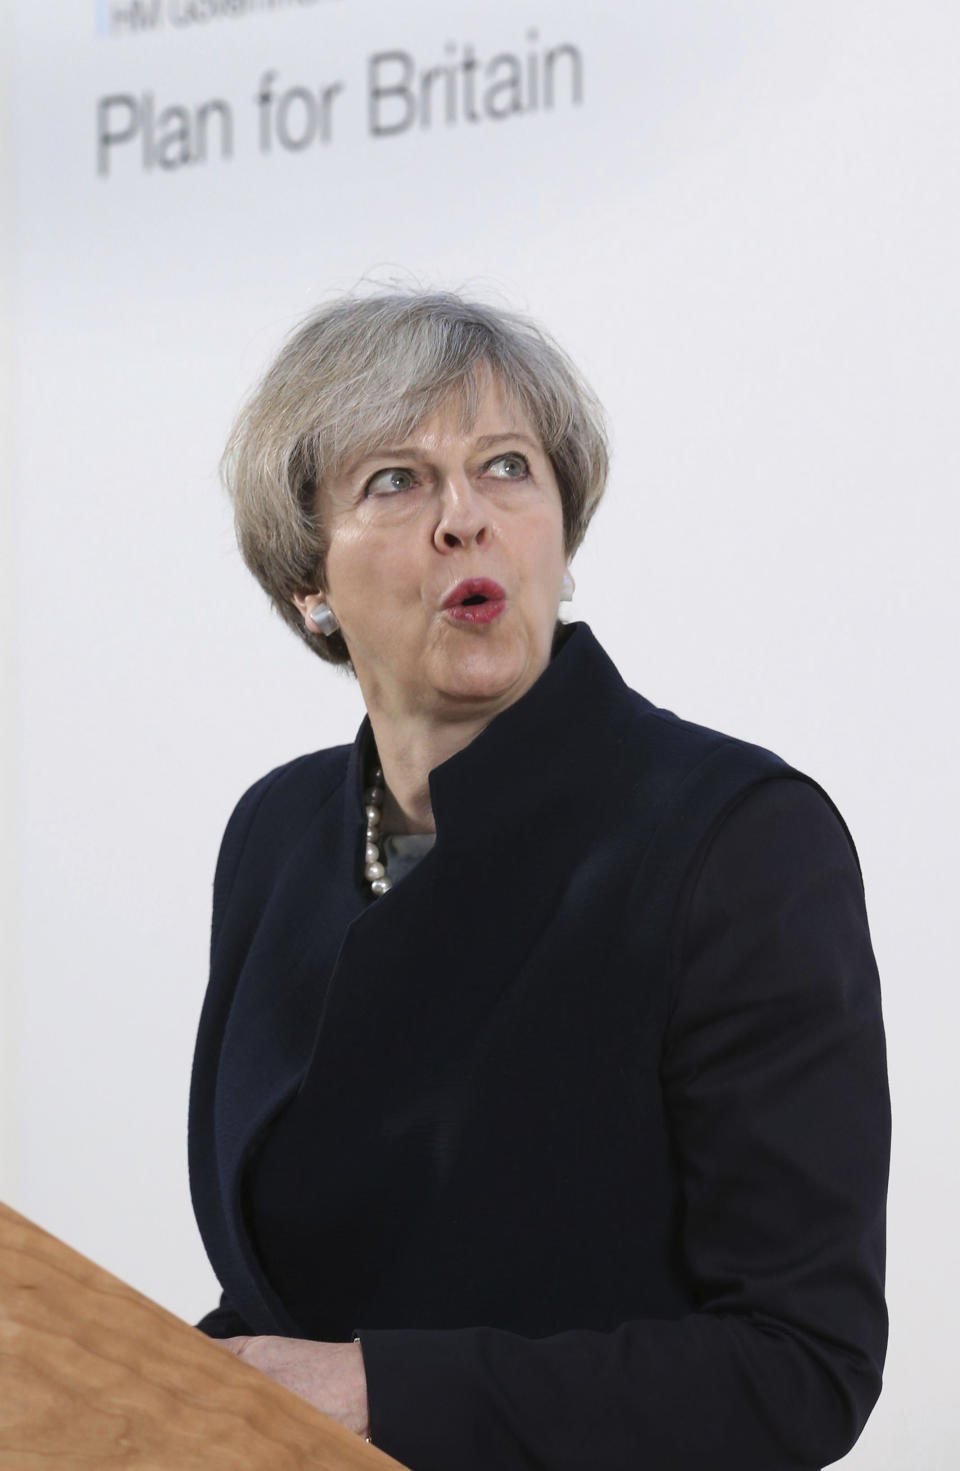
[308,602,340,636]
[561,570,575,602]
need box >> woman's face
[300,373,569,725]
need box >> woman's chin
[429,637,545,710]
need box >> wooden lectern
[0,1201,408,1468]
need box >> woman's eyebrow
[346,431,539,476]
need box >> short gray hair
[222,289,609,665]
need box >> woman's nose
[433,475,490,551]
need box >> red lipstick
[441,578,507,625]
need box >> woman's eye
[486,453,530,479]
[365,467,416,496]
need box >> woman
[189,290,889,1470]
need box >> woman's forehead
[334,375,542,475]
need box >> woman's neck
[366,709,493,836]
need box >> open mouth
[442,578,507,623]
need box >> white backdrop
[5,3,959,1466]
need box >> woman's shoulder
[601,671,867,916]
[226,742,353,827]
[212,743,353,896]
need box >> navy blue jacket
[189,622,889,1470]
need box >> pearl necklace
[363,765,393,897]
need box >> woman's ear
[292,591,340,637]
